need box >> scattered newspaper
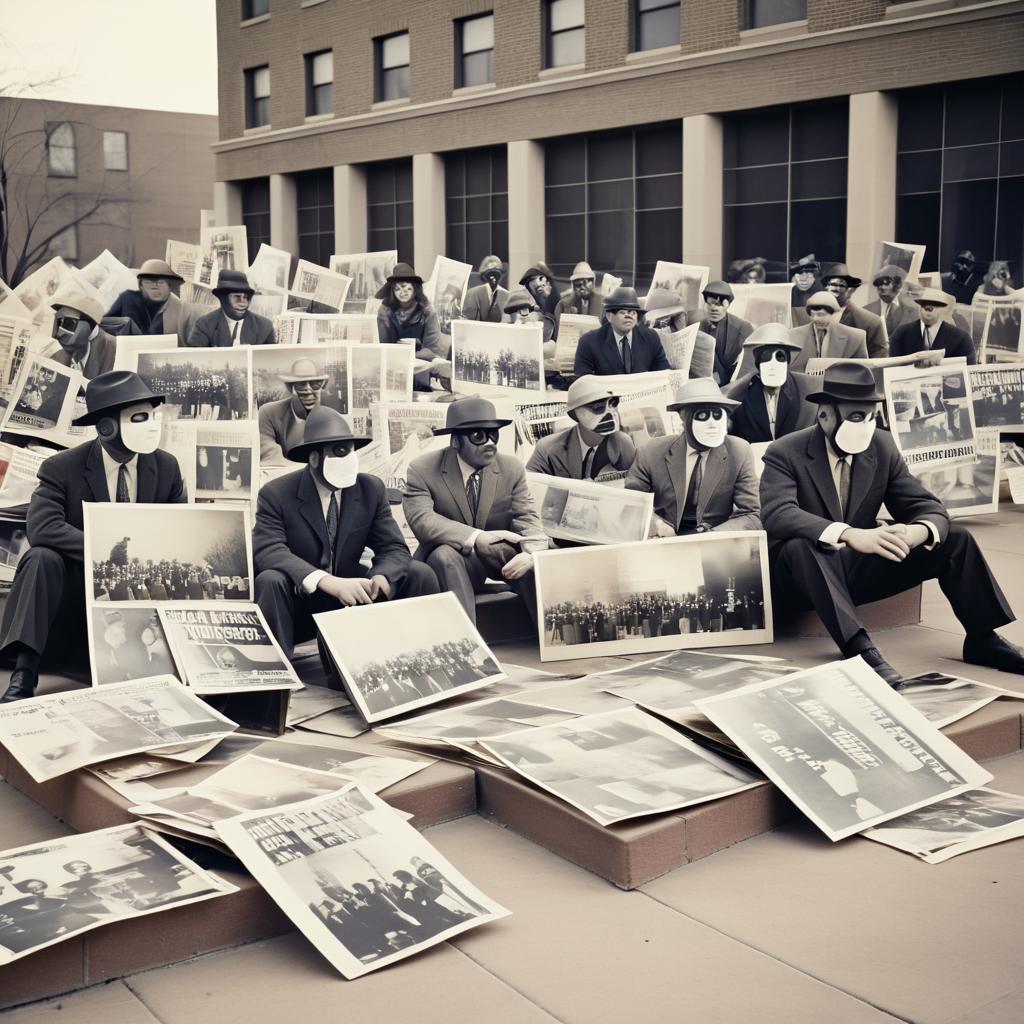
[552,313,599,374]
[1,353,88,447]
[249,244,293,291]
[526,471,653,545]
[0,442,47,508]
[77,250,137,311]
[291,260,353,312]
[165,240,202,284]
[329,251,396,313]
[729,283,793,329]
[900,673,1024,728]
[645,261,709,313]
[193,225,249,288]
[967,363,1024,433]
[87,602,179,686]
[423,255,472,336]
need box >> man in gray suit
[460,256,508,323]
[685,281,754,384]
[259,357,328,467]
[49,290,117,381]
[403,398,547,625]
[526,375,636,480]
[821,263,888,358]
[788,291,868,372]
[186,270,275,347]
[865,265,918,336]
[625,377,761,537]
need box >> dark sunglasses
[464,428,499,446]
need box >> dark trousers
[255,561,439,659]
[771,523,1014,650]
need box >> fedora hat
[72,370,165,426]
[805,289,840,312]
[212,269,255,297]
[518,262,553,287]
[279,357,327,383]
[432,396,512,435]
[569,261,595,282]
[478,255,503,276]
[789,254,820,275]
[872,264,906,285]
[702,280,734,301]
[51,287,104,327]
[666,377,739,413]
[137,258,184,283]
[742,322,803,352]
[807,364,884,405]
[603,286,642,312]
[287,406,372,462]
[643,288,686,324]
[503,288,538,314]
[820,263,862,289]
[375,262,423,299]
[566,375,619,414]
[915,287,951,308]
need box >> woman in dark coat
[375,264,447,391]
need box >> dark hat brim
[72,393,165,427]
[806,388,884,405]
[432,418,512,436]
[212,286,255,298]
[821,275,862,289]
[375,275,424,300]
[286,434,373,463]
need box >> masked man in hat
[724,324,817,443]
[253,407,438,659]
[574,287,670,377]
[761,363,1023,688]
[106,258,200,343]
[49,289,116,380]
[865,265,918,335]
[819,264,887,358]
[555,262,603,321]
[527,376,636,479]
[888,288,977,363]
[0,371,186,702]
[462,256,508,323]
[790,255,820,311]
[258,357,332,467]
[518,262,560,343]
[626,378,761,537]
[403,398,548,626]
[787,291,868,372]
[942,250,981,305]
[685,281,754,385]
[186,270,275,347]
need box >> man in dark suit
[49,290,117,381]
[761,364,1022,688]
[461,255,508,323]
[865,265,918,336]
[0,371,187,702]
[573,287,670,377]
[821,263,888,358]
[106,258,202,343]
[685,281,753,385]
[185,270,275,347]
[555,262,604,322]
[253,407,438,659]
[403,397,547,625]
[888,288,977,364]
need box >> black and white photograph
[452,320,544,394]
[981,303,1022,362]
[617,383,674,453]
[968,364,1024,431]
[694,657,994,841]
[251,344,350,417]
[0,824,236,965]
[215,785,508,979]
[552,313,599,375]
[88,603,178,686]
[527,472,654,545]
[249,243,292,291]
[2,355,80,437]
[291,313,380,344]
[291,260,352,312]
[112,334,177,374]
[901,672,1023,728]
[645,261,709,313]
[134,348,252,422]
[913,428,1000,519]
[480,706,761,826]
[329,251,397,313]
[0,442,46,508]
[10,256,70,314]
[658,323,715,378]
[314,593,505,723]
[728,283,793,329]
[424,255,472,335]
[534,533,773,662]
[194,422,258,502]
[513,398,571,449]
[194,224,248,287]
[165,240,200,284]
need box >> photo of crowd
[135,353,250,421]
[454,348,541,390]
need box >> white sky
[0,1,218,115]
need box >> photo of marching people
[134,350,250,421]
[452,320,544,392]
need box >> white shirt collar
[223,312,244,339]
[100,448,138,501]
[456,453,481,484]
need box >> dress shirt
[612,329,633,370]
[921,322,935,349]
[457,454,484,549]
[763,387,779,439]
[301,477,343,594]
[223,312,244,343]
[70,325,100,374]
[101,448,137,502]
[576,426,599,479]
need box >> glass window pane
[253,66,270,98]
[546,138,585,185]
[725,165,788,205]
[367,169,394,204]
[942,144,999,182]
[896,194,940,271]
[103,131,127,171]
[588,179,633,212]
[492,150,508,191]
[446,224,464,262]
[589,210,635,278]
[747,0,807,30]
[253,97,270,127]
[897,150,941,195]
[311,51,332,85]
[446,195,465,223]
[637,6,679,51]
[588,132,633,181]
[369,204,396,230]
[1000,141,1024,178]
[396,200,414,229]
[940,179,997,268]
[1001,76,1024,141]
[545,183,586,214]
[550,27,585,67]
[395,164,413,202]
[636,123,682,176]
[397,228,415,264]
[791,101,847,161]
[724,109,789,168]
[492,220,509,260]
[725,203,787,270]
[462,14,494,54]
[311,83,332,115]
[492,193,508,220]
[545,214,585,265]
[382,32,409,69]
[382,66,410,101]
[790,198,846,271]
[995,176,1024,275]
[466,150,491,194]
[47,123,75,176]
[550,0,584,31]
[636,173,681,210]
[898,87,944,152]
[635,209,682,269]
[791,158,847,200]
[466,222,491,266]
[466,195,490,221]
[462,50,493,87]
[945,80,1001,147]
[298,207,319,234]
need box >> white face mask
[690,410,728,449]
[758,354,789,388]
[575,404,620,436]
[833,416,876,455]
[119,404,163,454]
[322,451,359,489]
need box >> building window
[50,225,78,263]
[723,99,848,282]
[240,177,271,264]
[545,0,585,69]
[634,0,680,52]
[103,131,128,171]
[46,122,76,178]
[245,65,271,129]
[745,0,807,30]
[544,121,682,291]
[375,32,410,102]
[366,159,414,264]
[295,168,335,267]
[305,50,333,116]
[896,73,1024,278]
[242,0,269,19]
[456,13,494,88]
[444,146,508,269]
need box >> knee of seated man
[775,536,819,565]
[406,560,441,594]
[20,545,65,571]
[255,568,292,593]
[426,544,463,569]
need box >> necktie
[620,336,632,373]
[922,325,932,349]
[467,471,481,521]
[116,464,131,503]
[582,447,596,480]
[326,490,339,566]
[885,304,894,330]
[231,319,240,343]
[814,328,825,357]
[838,457,851,518]
[679,454,703,533]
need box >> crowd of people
[139,362,249,421]
[453,348,541,389]
[91,557,250,602]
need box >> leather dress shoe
[963,633,1024,675]
[858,647,905,690]
[0,669,38,703]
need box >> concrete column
[846,91,898,276]
[413,152,445,275]
[269,173,299,255]
[682,114,723,280]
[212,180,242,226]
[507,140,545,285]
[333,164,368,254]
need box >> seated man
[106,258,199,342]
[555,262,603,322]
[253,407,438,659]
[866,264,918,335]
[685,280,754,385]
[526,376,636,480]
[788,291,868,372]
[761,364,1022,688]
[258,357,329,467]
[625,377,761,536]
[790,254,820,312]
[574,287,670,377]
[49,289,116,380]
[0,371,186,702]
[888,288,977,363]
[186,270,275,346]
[821,263,888,358]
[461,255,508,323]
[724,323,817,443]
[403,398,547,626]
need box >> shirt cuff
[914,520,941,550]
[464,529,481,554]
[301,569,328,595]
[818,522,850,549]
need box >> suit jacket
[787,321,868,372]
[462,283,508,323]
[684,311,753,384]
[573,322,670,377]
[253,468,411,590]
[865,297,918,335]
[556,290,603,320]
[624,434,761,533]
[258,397,307,467]
[51,330,117,380]
[759,425,948,550]
[106,291,200,344]
[723,371,819,443]
[840,302,887,358]
[403,448,543,559]
[26,440,187,560]
[888,320,978,364]
[525,425,636,479]
[185,309,275,347]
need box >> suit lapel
[846,444,877,524]
[666,436,688,526]
[567,429,585,478]
[332,480,363,571]
[747,379,772,439]
[476,461,499,528]
[85,441,110,501]
[606,324,627,373]
[441,448,473,524]
[774,376,800,437]
[807,429,842,521]
[136,454,157,502]
[698,444,727,519]
[297,469,330,563]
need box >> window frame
[366,158,415,264]
[444,145,509,269]
[455,12,495,89]
[743,0,808,31]
[544,0,586,70]
[102,130,129,172]
[244,65,271,129]
[241,0,269,21]
[304,50,333,117]
[374,31,411,103]
[45,121,77,178]
[632,0,680,53]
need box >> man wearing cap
[186,270,275,347]
[865,265,918,335]
[787,290,868,372]
[0,371,186,702]
[790,255,820,311]
[253,407,437,660]
[625,378,761,537]
[724,324,818,444]
[106,258,199,343]
[942,250,981,306]
[258,358,331,467]
[462,256,508,323]
[819,264,887,358]
[888,289,976,363]
[574,287,670,377]
[761,363,1023,687]
[49,290,116,380]
[526,376,636,480]
[555,262,602,321]
[685,281,753,385]
[403,398,547,626]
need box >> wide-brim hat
[820,263,862,289]
[503,288,538,313]
[666,377,740,412]
[287,407,372,462]
[137,258,184,283]
[51,287,104,327]
[375,262,423,299]
[915,287,952,308]
[212,269,255,297]
[603,286,642,312]
[566,375,619,414]
[742,323,803,352]
[807,364,884,405]
[72,370,166,426]
[702,280,734,301]
[478,255,503,276]
[518,262,553,287]
[643,288,686,323]
[279,357,327,383]
[872,263,906,285]
[804,289,840,312]
[569,261,595,282]
[432,396,512,435]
